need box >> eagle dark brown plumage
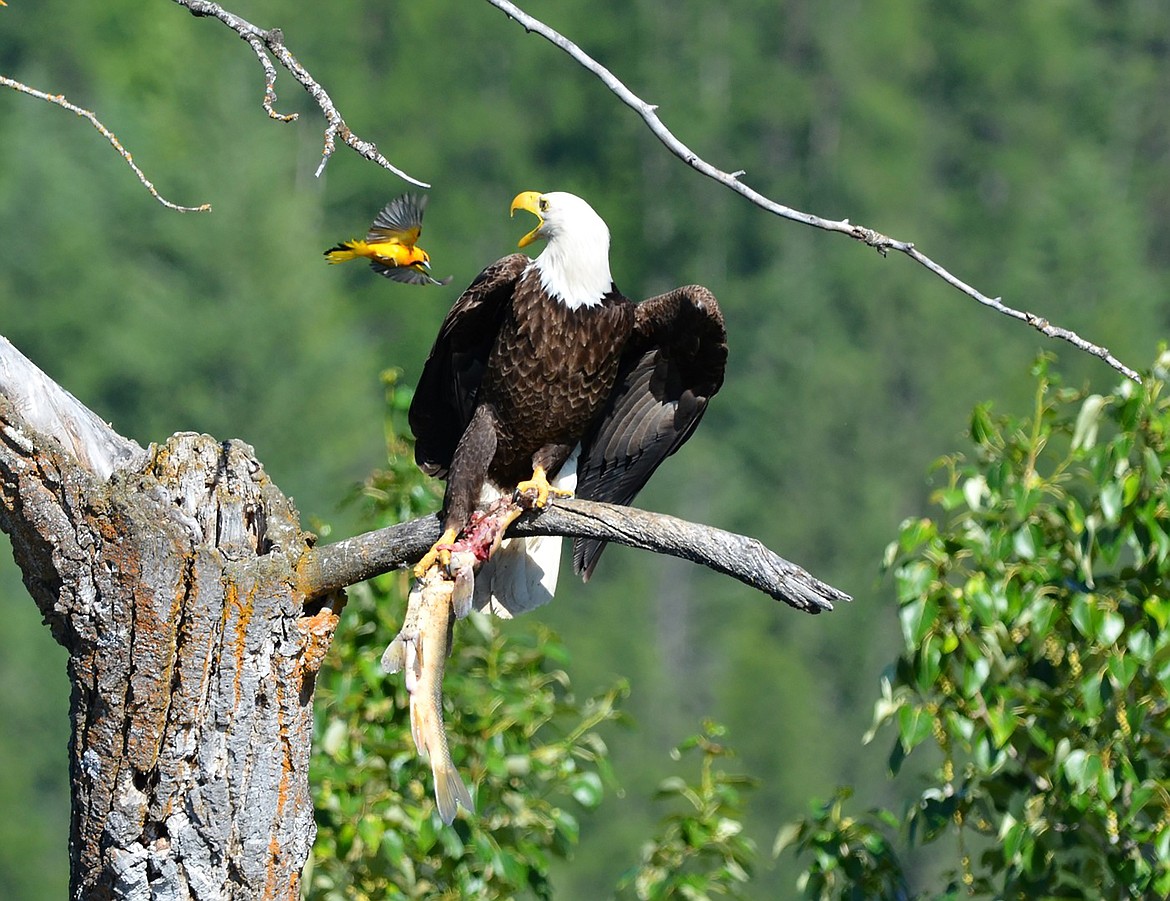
[409,191,727,605]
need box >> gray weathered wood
[300,501,848,613]
[0,334,333,900]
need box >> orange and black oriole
[325,194,452,286]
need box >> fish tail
[323,240,367,263]
[432,760,475,825]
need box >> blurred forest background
[2,1,1168,898]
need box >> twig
[0,76,210,213]
[172,0,429,186]
[484,0,1141,385]
[298,498,849,615]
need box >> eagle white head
[511,190,614,309]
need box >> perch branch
[0,75,210,213]
[299,498,849,615]
[484,0,1141,385]
[172,0,429,185]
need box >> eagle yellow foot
[514,465,572,509]
[414,527,459,578]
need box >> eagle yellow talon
[514,465,572,508]
[414,527,459,578]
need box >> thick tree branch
[298,499,849,615]
[172,0,429,185]
[485,0,1141,385]
[0,75,211,213]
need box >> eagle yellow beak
[510,191,545,248]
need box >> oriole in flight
[325,194,452,286]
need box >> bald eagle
[409,191,727,614]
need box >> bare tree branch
[298,499,849,615]
[172,0,430,186]
[484,0,1142,385]
[0,75,211,213]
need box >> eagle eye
[539,198,549,212]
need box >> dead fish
[383,574,474,823]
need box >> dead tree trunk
[0,337,337,900]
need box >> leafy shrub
[780,356,1170,899]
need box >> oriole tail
[324,240,365,263]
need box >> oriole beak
[510,191,545,248]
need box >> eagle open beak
[510,191,545,248]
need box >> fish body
[383,574,474,823]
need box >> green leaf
[999,814,1028,865]
[1107,652,1139,690]
[900,595,939,647]
[1026,594,1059,636]
[570,771,604,808]
[1127,628,1154,662]
[772,821,803,857]
[971,403,998,446]
[1063,748,1102,796]
[551,807,579,847]
[1070,594,1101,641]
[967,575,1005,625]
[356,814,384,855]
[964,474,989,511]
[1071,394,1106,450]
[321,719,348,758]
[986,700,1017,748]
[1100,481,1123,524]
[1098,610,1125,647]
[897,705,933,754]
[961,655,991,698]
[917,635,943,688]
[1080,671,1105,720]
[1013,525,1036,560]
[896,560,935,605]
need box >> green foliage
[780,356,1170,899]
[773,787,914,901]
[618,722,757,901]
[308,378,629,900]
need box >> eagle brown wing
[572,285,727,579]
[409,254,530,478]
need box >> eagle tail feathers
[572,537,607,583]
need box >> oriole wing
[573,285,727,580]
[367,193,426,245]
[370,261,453,286]
[409,254,530,477]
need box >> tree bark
[0,338,334,900]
